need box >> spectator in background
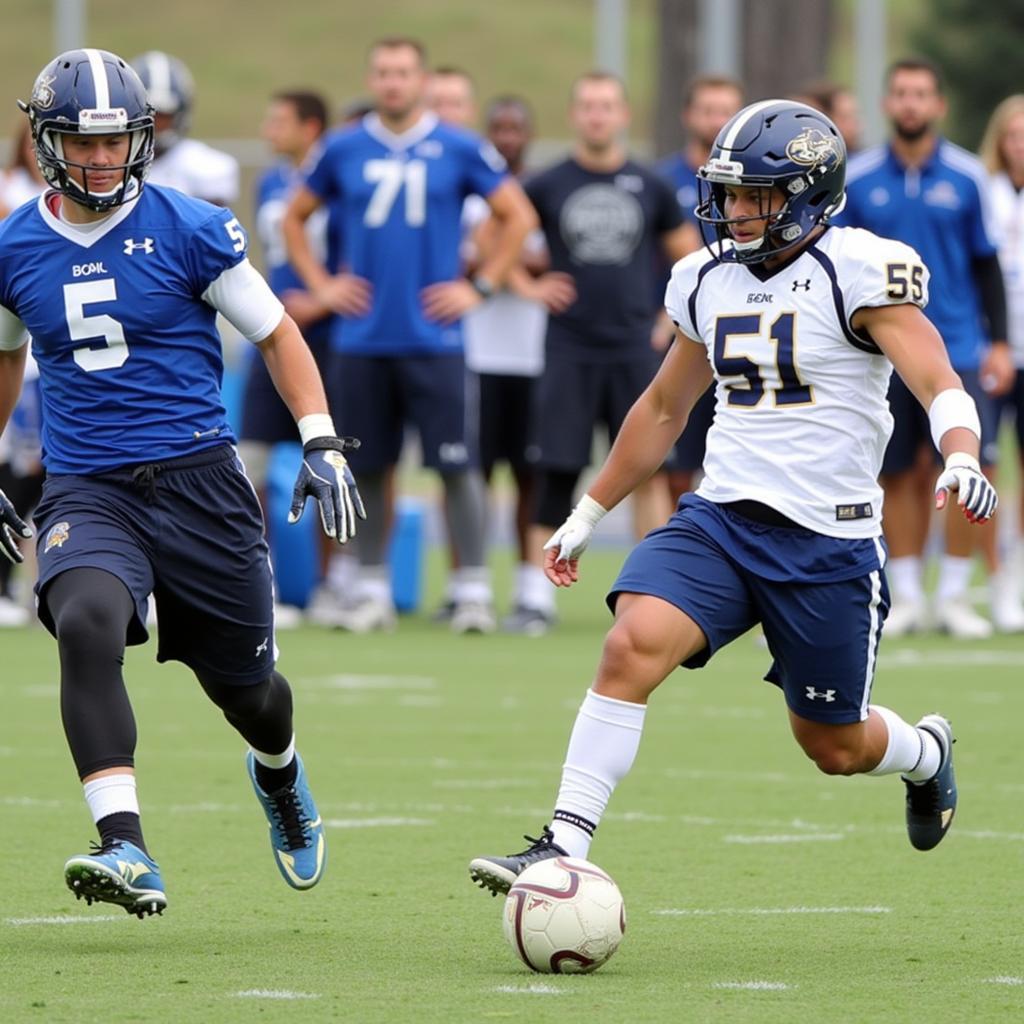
[283,37,536,634]
[798,80,863,154]
[0,119,46,626]
[239,91,333,628]
[428,67,478,128]
[980,94,1024,600]
[656,74,743,502]
[131,51,239,206]
[515,71,691,634]
[841,57,1021,636]
[462,96,576,631]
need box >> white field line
[653,906,891,918]
[6,914,122,926]
[880,648,1024,668]
[493,984,563,995]
[234,989,320,1000]
[1,796,61,808]
[323,817,435,829]
[983,977,1024,986]
[307,674,436,690]
[435,778,534,789]
[712,981,792,991]
[724,833,845,844]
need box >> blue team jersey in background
[303,111,507,355]
[254,159,332,348]
[0,185,247,474]
[838,140,998,370]
[654,151,700,224]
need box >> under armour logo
[123,237,155,255]
[805,686,836,702]
[792,279,811,291]
[255,637,269,656]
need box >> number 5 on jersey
[64,279,128,372]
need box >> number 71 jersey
[0,185,249,475]
[665,226,929,539]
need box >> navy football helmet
[130,51,194,155]
[20,48,155,212]
[695,99,846,264]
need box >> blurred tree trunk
[654,0,700,159]
[742,0,834,100]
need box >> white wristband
[928,388,981,452]
[574,494,608,527]
[297,413,337,446]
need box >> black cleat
[904,714,957,851]
[468,825,566,896]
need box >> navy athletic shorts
[882,368,1000,474]
[993,367,1024,453]
[609,494,890,724]
[328,351,478,473]
[478,371,537,475]
[34,445,276,685]
[239,323,332,445]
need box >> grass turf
[2,548,1024,1022]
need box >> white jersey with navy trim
[148,138,240,205]
[665,226,929,538]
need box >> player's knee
[597,622,659,695]
[198,670,292,722]
[801,739,861,776]
[53,595,124,655]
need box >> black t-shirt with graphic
[525,157,683,360]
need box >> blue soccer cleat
[64,840,167,918]
[904,713,957,851]
[246,751,326,889]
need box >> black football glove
[0,487,32,563]
[288,436,366,544]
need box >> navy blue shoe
[64,841,166,918]
[469,825,567,896]
[247,752,326,889]
[904,714,957,851]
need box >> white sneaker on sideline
[884,598,928,638]
[934,597,993,639]
[334,595,397,634]
[0,595,29,627]
[450,601,497,635]
[990,573,1024,633]
[305,583,347,627]
[273,603,303,630]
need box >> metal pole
[856,0,887,148]
[700,0,740,76]
[55,0,86,53]
[595,0,628,77]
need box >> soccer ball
[502,856,625,974]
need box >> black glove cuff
[302,435,361,455]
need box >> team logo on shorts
[785,127,840,167]
[44,521,71,553]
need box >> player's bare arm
[544,333,713,586]
[256,312,331,420]
[421,178,537,324]
[282,183,372,316]
[860,300,998,523]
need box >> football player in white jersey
[130,51,239,206]
[469,100,998,896]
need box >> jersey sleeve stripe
[806,247,883,355]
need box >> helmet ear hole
[808,189,830,208]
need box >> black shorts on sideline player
[34,445,276,685]
[478,371,536,476]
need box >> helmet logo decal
[785,127,840,167]
[32,73,57,110]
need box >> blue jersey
[254,159,332,348]
[838,140,998,370]
[303,111,507,355]
[655,152,700,224]
[0,185,247,474]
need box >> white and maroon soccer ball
[502,856,626,974]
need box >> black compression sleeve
[972,253,1008,342]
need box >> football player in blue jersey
[469,100,998,898]
[0,49,365,917]
[283,37,537,635]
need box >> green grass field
[2,548,1024,1023]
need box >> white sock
[250,734,295,770]
[520,564,556,614]
[936,555,973,603]
[887,556,924,604]
[326,552,359,593]
[866,706,941,782]
[83,774,139,823]
[513,562,534,606]
[358,565,391,604]
[550,689,647,858]
[450,566,493,604]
